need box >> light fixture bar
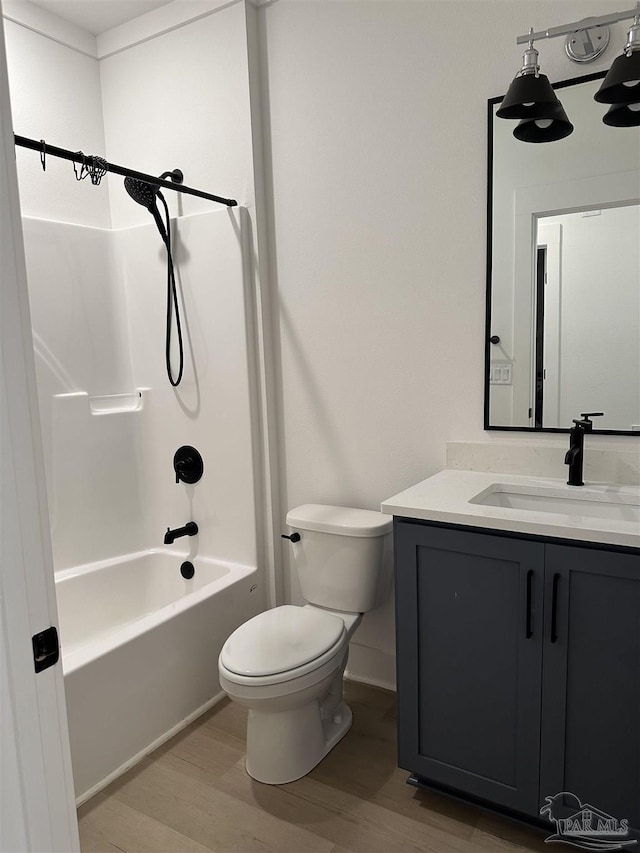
[516,7,639,45]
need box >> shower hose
[158,192,184,387]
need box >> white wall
[99,1,254,228]
[3,15,109,226]
[259,0,640,687]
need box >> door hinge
[32,626,59,673]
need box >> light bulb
[534,118,554,128]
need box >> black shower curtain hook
[39,139,46,171]
[73,151,88,181]
[88,155,107,186]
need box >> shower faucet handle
[175,458,190,483]
[173,445,204,484]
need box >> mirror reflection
[487,75,640,434]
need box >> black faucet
[164,521,198,545]
[565,412,603,486]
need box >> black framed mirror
[485,71,640,435]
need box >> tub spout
[164,521,198,545]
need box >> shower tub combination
[56,550,260,803]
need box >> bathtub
[56,549,262,804]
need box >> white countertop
[381,470,640,549]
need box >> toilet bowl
[218,504,392,785]
[219,604,361,784]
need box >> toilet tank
[285,504,393,613]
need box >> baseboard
[345,643,396,693]
[75,690,226,807]
[344,670,396,693]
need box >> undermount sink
[470,484,640,523]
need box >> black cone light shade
[514,102,574,142]
[497,72,563,120]
[595,21,640,104]
[595,50,640,102]
[602,101,640,126]
[497,42,573,142]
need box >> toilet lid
[220,605,346,677]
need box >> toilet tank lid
[286,504,393,537]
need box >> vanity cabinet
[395,519,640,834]
[539,544,640,831]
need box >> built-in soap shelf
[89,392,144,415]
[55,390,145,415]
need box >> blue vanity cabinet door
[395,520,545,817]
[539,544,640,839]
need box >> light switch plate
[490,363,513,385]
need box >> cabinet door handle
[551,573,561,644]
[525,569,534,639]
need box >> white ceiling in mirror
[26,0,175,35]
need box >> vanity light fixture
[499,4,640,140]
[594,13,640,126]
[496,34,574,142]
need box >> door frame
[0,8,79,851]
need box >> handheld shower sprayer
[124,168,185,387]
[124,169,183,246]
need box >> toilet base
[245,700,353,785]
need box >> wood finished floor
[78,682,550,853]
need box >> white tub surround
[382,470,640,549]
[57,550,261,803]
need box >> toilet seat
[220,605,347,687]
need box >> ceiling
[27,0,175,35]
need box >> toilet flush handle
[281,532,301,543]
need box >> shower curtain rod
[14,134,238,207]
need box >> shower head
[124,168,182,247]
[124,177,168,246]
[124,169,183,208]
[124,176,159,210]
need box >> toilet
[218,504,393,785]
